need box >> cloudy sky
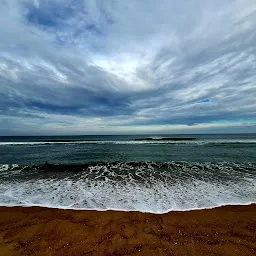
[0,0,255,135]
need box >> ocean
[0,134,255,213]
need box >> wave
[0,161,255,213]
[1,139,256,146]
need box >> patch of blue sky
[198,99,211,103]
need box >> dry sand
[0,204,255,255]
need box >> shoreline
[0,204,255,255]
[0,201,255,214]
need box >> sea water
[0,134,255,213]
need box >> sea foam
[0,162,255,213]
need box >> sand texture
[0,205,255,255]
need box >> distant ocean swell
[0,140,256,146]
[0,161,255,213]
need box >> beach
[0,204,255,255]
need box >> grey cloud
[0,0,255,134]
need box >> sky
[0,0,255,135]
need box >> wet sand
[0,205,255,255]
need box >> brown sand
[0,205,255,256]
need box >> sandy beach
[0,204,255,255]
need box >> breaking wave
[0,161,255,213]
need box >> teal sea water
[0,134,255,213]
